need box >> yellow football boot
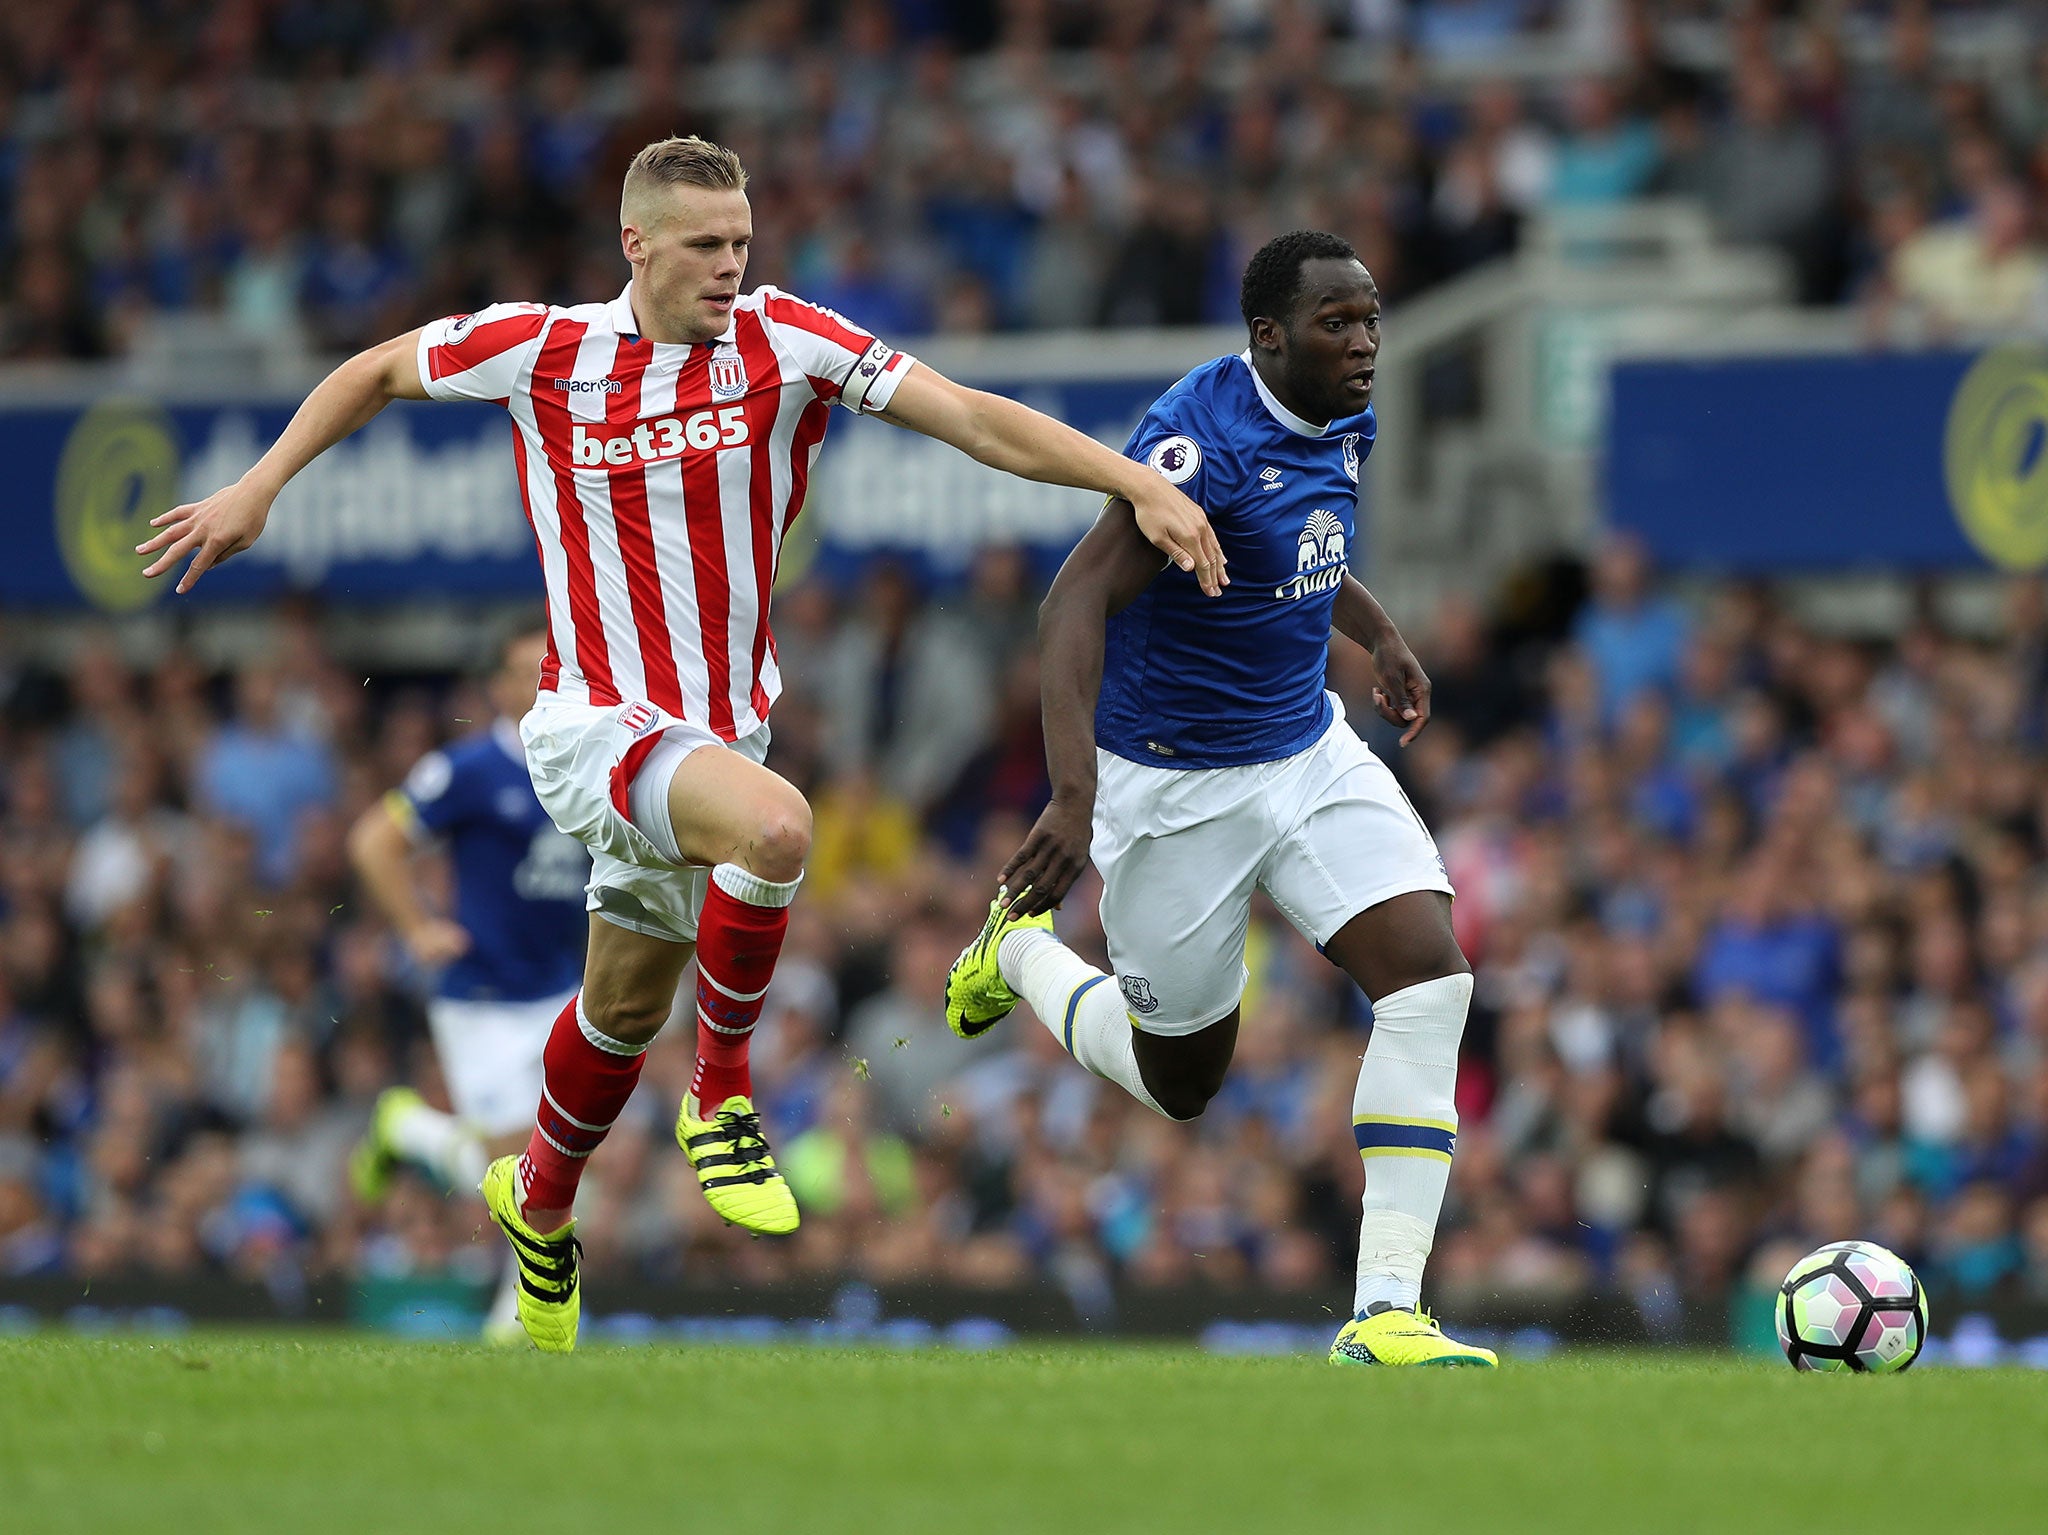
[478,1155,581,1354]
[945,889,1055,1039]
[348,1086,425,1204]
[1329,1306,1498,1368]
[675,1095,799,1235]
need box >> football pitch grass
[3,1334,2044,1534]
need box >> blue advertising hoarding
[1607,345,2048,573]
[0,370,1204,613]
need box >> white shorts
[1091,695,1453,1036]
[519,697,770,946]
[427,989,574,1137]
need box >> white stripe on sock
[534,1126,594,1160]
[696,1006,756,1037]
[541,1084,612,1134]
[698,968,771,1003]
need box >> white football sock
[998,928,1176,1119]
[484,1257,520,1336]
[1351,972,1472,1315]
[384,1096,489,1192]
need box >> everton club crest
[710,345,748,402]
[1341,432,1361,484]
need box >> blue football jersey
[395,721,588,1002]
[1098,352,1375,769]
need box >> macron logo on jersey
[569,408,751,469]
[1275,508,1347,600]
[554,376,623,394]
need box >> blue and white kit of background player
[1091,352,1450,1028]
[392,721,589,1137]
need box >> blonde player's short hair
[620,135,748,226]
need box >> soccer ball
[1775,1240,1927,1374]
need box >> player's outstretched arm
[876,362,1228,597]
[1335,573,1432,747]
[1003,498,1166,915]
[138,327,430,593]
[347,796,471,968]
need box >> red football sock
[517,994,647,1222]
[689,864,799,1109]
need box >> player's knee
[1405,948,1472,993]
[1148,1079,1216,1122]
[747,796,811,882]
[1142,1057,1230,1122]
[580,991,669,1049]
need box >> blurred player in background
[948,232,1495,1368]
[346,616,588,1342]
[138,134,1224,1352]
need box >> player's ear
[1249,315,1281,353]
[620,222,647,269]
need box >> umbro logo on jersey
[570,408,751,468]
[553,376,623,393]
[1259,466,1284,489]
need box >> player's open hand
[1370,639,1432,747]
[1000,800,1093,915]
[137,477,275,594]
[401,917,472,968]
[1126,479,1228,596]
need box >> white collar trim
[611,283,736,344]
[1240,350,1330,438]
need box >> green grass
[1,1335,2042,1534]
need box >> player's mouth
[1344,368,1374,398]
[703,292,736,313]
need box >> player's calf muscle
[580,924,692,1047]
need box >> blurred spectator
[299,181,413,353]
[194,666,338,887]
[1096,176,1220,328]
[1889,181,2048,336]
[1546,77,1660,207]
[822,560,995,815]
[1704,65,1839,302]
[1571,534,1689,729]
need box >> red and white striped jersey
[415,284,915,740]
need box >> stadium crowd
[5,544,2048,1324]
[6,0,2048,361]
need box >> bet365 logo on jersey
[569,408,749,469]
[1275,508,1347,599]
